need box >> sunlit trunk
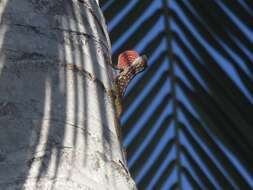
[0,0,136,189]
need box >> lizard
[108,50,147,166]
[108,50,147,145]
[109,50,147,118]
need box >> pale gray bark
[0,0,136,189]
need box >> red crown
[117,50,140,70]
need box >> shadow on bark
[0,0,117,189]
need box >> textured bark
[0,0,136,189]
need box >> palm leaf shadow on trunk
[0,0,135,189]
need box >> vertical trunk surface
[0,0,136,189]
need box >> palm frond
[102,0,253,189]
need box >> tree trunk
[0,0,136,189]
